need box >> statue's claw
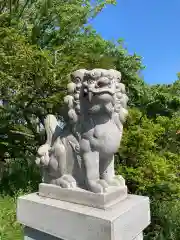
[52,175,77,188]
[88,180,108,193]
[98,179,109,189]
[62,175,77,188]
[52,178,71,188]
[106,175,125,187]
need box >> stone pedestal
[38,183,127,209]
[17,193,150,240]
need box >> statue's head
[81,69,117,115]
[64,69,128,124]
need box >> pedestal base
[24,227,143,240]
[17,193,150,240]
[39,183,127,209]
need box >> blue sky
[92,0,180,85]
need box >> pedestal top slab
[39,183,127,209]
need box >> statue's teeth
[88,92,93,102]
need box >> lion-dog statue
[36,69,128,193]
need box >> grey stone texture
[39,182,127,209]
[36,69,129,195]
[17,193,150,240]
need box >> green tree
[0,0,144,193]
[0,0,143,162]
[117,108,180,199]
[142,75,180,118]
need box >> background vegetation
[0,1,180,239]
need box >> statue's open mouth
[88,88,114,102]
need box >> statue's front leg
[100,155,125,187]
[80,139,107,193]
[54,139,67,176]
[50,139,76,188]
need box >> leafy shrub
[0,158,40,196]
[0,196,22,239]
[144,200,180,240]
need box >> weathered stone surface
[36,69,129,196]
[17,193,150,240]
[39,182,127,209]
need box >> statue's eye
[75,77,81,83]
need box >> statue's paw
[98,179,109,189]
[53,178,71,188]
[106,175,125,187]
[40,155,50,166]
[52,175,77,188]
[88,180,107,193]
[61,174,77,188]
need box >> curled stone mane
[111,69,129,124]
[64,69,86,125]
[64,69,128,128]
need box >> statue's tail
[36,114,59,166]
[44,114,59,146]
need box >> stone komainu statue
[36,69,128,193]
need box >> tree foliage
[0,0,142,163]
[117,108,180,200]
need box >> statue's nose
[96,77,110,88]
